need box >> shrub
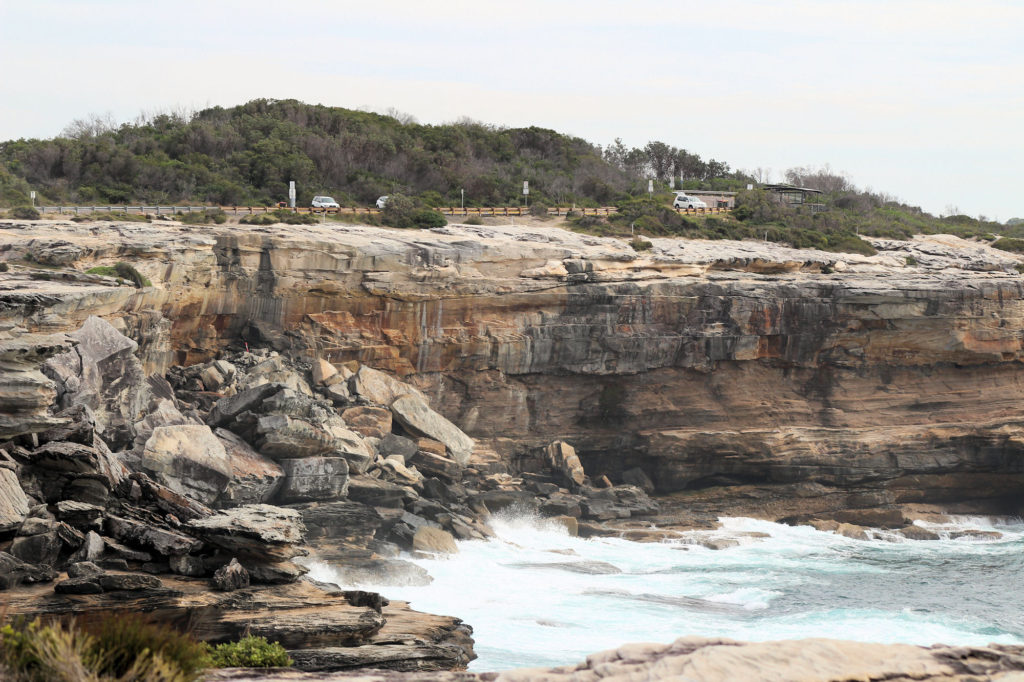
[0,262,8,272]
[70,211,150,223]
[632,214,664,235]
[528,201,550,219]
[206,635,291,668]
[463,216,482,225]
[411,209,447,228]
[85,262,151,287]
[905,255,918,266]
[83,614,210,679]
[993,237,1024,254]
[239,209,317,226]
[179,208,227,225]
[9,206,40,220]
[0,615,207,682]
[380,194,418,228]
[630,236,653,251]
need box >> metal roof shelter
[763,184,825,213]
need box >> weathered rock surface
[277,457,350,503]
[391,395,474,466]
[217,428,285,505]
[141,424,231,504]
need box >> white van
[673,193,707,209]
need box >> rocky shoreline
[3,217,1024,677]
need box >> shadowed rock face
[5,221,1024,516]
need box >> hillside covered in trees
[0,99,743,208]
[1,99,1018,256]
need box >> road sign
[648,180,654,195]
[522,181,529,196]
[288,181,296,208]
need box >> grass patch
[1,614,293,681]
[179,208,227,225]
[85,262,152,287]
[239,209,318,226]
[70,211,151,223]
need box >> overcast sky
[1,0,1021,219]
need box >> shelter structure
[763,184,825,213]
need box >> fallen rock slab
[390,395,473,466]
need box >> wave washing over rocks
[5,219,1024,679]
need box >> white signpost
[648,179,654,196]
[30,191,36,207]
[288,181,296,208]
[523,180,529,207]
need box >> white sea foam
[318,513,1024,671]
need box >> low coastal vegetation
[0,99,1019,256]
[84,262,152,287]
[0,614,291,681]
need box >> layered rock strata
[3,219,1024,521]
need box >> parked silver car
[375,196,389,209]
[312,195,340,208]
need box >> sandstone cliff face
[4,219,1024,517]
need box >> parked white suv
[312,196,340,208]
[673,193,707,209]
[375,196,389,209]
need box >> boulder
[67,561,104,578]
[9,530,60,566]
[98,573,162,591]
[546,441,585,488]
[186,504,306,562]
[901,525,941,541]
[276,457,350,503]
[378,433,418,463]
[141,425,231,505]
[390,395,474,465]
[380,456,423,486]
[238,356,313,396]
[213,557,250,591]
[351,366,425,407]
[200,366,226,392]
[311,359,338,385]
[342,406,392,439]
[207,383,282,428]
[216,428,285,505]
[0,551,57,589]
[54,576,104,594]
[104,516,202,557]
[45,316,145,450]
[0,466,30,533]
[412,526,458,554]
[346,475,408,508]
[256,415,336,459]
[410,450,461,481]
[290,501,383,548]
[621,467,655,494]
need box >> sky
[1,0,1021,220]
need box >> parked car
[312,196,340,208]
[375,196,389,209]
[673,193,707,210]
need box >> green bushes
[528,201,551,219]
[85,262,152,287]
[380,194,447,229]
[179,208,227,225]
[239,209,317,226]
[205,636,291,668]
[70,211,150,223]
[992,237,1024,253]
[630,236,653,251]
[463,216,483,225]
[8,206,40,220]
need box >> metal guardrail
[38,205,732,218]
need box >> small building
[763,184,825,213]
[682,190,737,209]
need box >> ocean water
[306,513,1024,672]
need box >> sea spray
[307,511,1024,671]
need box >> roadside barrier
[37,205,732,217]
